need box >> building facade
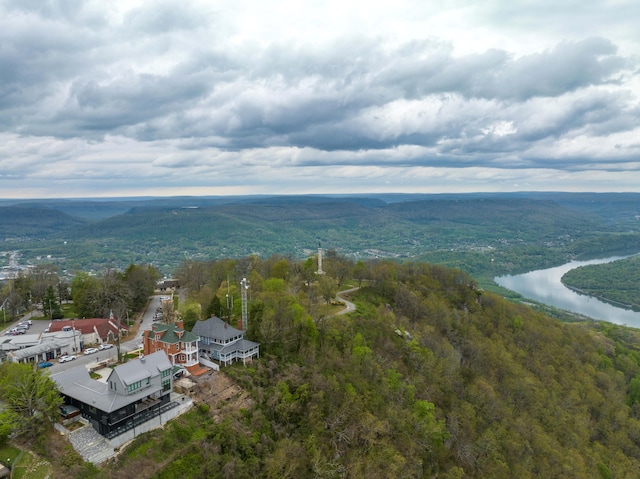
[192,316,260,367]
[52,351,177,438]
[141,320,201,373]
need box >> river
[494,255,640,328]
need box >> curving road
[335,287,359,315]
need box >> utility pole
[72,317,78,354]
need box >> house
[141,320,202,374]
[47,318,128,346]
[157,279,180,291]
[4,329,83,364]
[51,351,177,438]
[192,316,260,367]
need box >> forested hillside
[7,194,638,280]
[562,254,640,310]
[45,257,640,478]
[0,206,86,239]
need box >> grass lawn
[25,302,78,322]
[0,444,52,479]
[61,303,78,318]
[0,444,20,467]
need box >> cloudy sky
[1,0,639,199]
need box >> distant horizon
[2,190,640,203]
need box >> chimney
[176,319,184,329]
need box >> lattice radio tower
[240,277,250,331]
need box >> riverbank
[561,282,640,312]
[495,254,640,328]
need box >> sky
[1,0,639,199]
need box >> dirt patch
[189,372,254,421]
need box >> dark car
[38,361,53,368]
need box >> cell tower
[240,277,250,331]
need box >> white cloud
[0,0,638,198]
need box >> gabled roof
[8,337,72,360]
[210,338,260,355]
[52,351,172,413]
[108,350,172,386]
[192,316,243,341]
[47,318,128,337]
[52,366,111,409]
[146,323,199,344]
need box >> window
[162,379,171,392]
[127,380,142,393]
[161,369,171,378]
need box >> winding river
[494,255,640,329]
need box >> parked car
[98,343,113,350]
[38,361,53,368]
[84,348,99,355]
[59,355,76,363]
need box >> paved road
[336,287,359,315]
[2,294,167,373]
[122,294,164,352]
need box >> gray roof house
[192,316,259,367]
[52,351,178,438]
[4,329,82,364]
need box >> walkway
[335,287,359,315]
[56,420,114,465]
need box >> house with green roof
[142,320,201,374]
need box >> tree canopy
[0,362,63,445]
[58,254,640,479]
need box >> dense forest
[29,255,640,478]
[562,255,640,311]
[2,193,640,281]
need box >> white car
[98,343,113,350]
[59,355,76,363]
[83,348,99,355]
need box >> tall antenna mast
[240,277,250,331]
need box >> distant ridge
[0,192,638,275]
[0,206,86,239]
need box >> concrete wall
[199,356,220,371]
[107,394,194,449]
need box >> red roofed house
[46,318,128,348]
[142,319,203,375]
